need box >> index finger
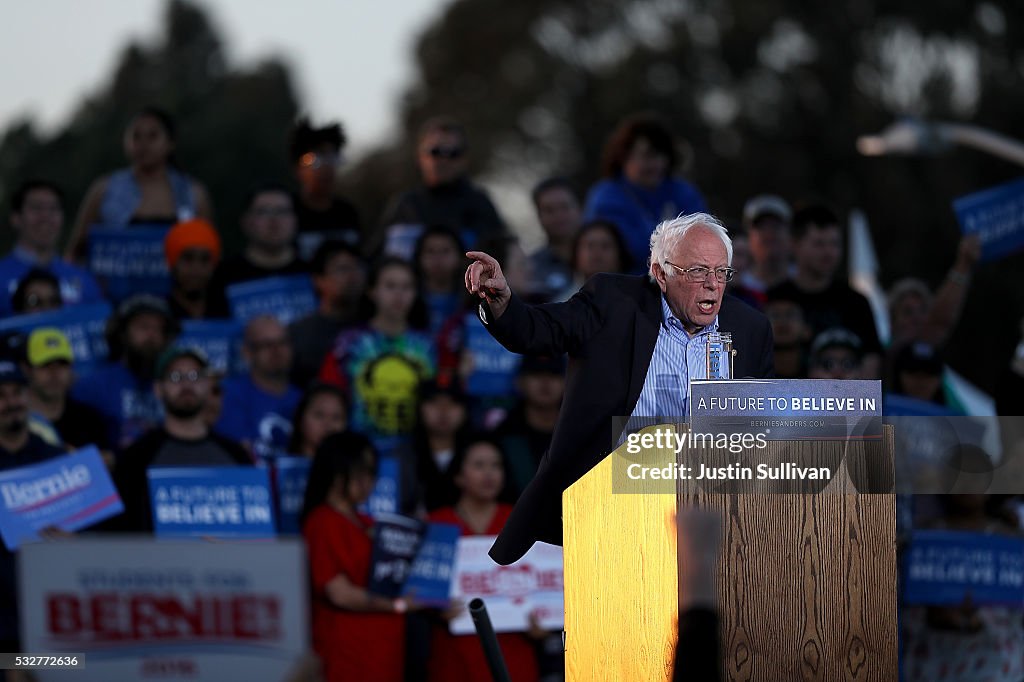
[466,251,498,268]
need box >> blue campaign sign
[0,446,123,550]
[903,530,1024,606]
[0,303,112,376]
[88,226,171,301]
[227,275,317,326]
[147,467,276,539]
[402,522,460,607]
[953,177,1024,262]
[178,319,244,376]
[275,456,311,535]
[368,513,425,598]
[690,379,882,440]
[463,312,521,396]
[361,456,400,518]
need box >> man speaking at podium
[466,213,773,564]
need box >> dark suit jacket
[480,274,773,564]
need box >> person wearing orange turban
[163,219,228,319]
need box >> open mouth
[697,300,716,314]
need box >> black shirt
[294,197,362,260]
[378,178,506,254]
[112,428,252,532]
[767,279,882,354]
[53,398,112,451]
[287,312,356,387]
[166,290,231,321]
[493,406,554,499]
[214,255,308,289]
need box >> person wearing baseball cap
[70,293,179,450]
[740,194,793,294]
[112,346,251,532]
[22,328,110,454]
[807,327,864,380]
[163,218,229,320]
[891,342,948,407]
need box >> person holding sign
[0,361,63,653]
[66,106,213,261]
[466,213,773,564]
[113,347,251,532]
[21,328,110,454]
[301,431,410,682]
[427,436,539,682]
[0,180,104,317]
[902,492,1024,681]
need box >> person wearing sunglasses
[378,116,506,256]
[288,118,362,260]
[111,346,252,532]
[465,212,773,565]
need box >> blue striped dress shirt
[626,295,718,431]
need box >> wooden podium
[562,424,897,681]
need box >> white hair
[648,212,733,279]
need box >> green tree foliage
[0,0,300,252]
[343,0,1024,390]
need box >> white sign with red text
[19,538,309,682]
[448,536,563,635]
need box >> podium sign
[690,379,882,440]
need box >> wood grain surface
[563,425,896,681]
[563,438,679,681]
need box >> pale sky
[0,0,445,154]
[0,0,542,243]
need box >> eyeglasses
[298,152,340,169]
[425,146,464,160]
[165,370,208,384]
[664,262,735,283]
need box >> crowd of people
[0,104,1022,681]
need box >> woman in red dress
[301,430,411,682]
[427,436,540,682]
